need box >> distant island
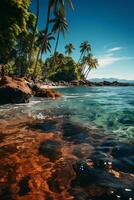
[90,78,134,84]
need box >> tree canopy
[0,0,98,81]
[0,0,35,64]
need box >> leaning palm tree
[33,30,55,78]
[65,43,75,56]
[84,55,98,79]
[50,9,69,53]
[79,41,91,62]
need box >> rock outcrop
[0,76,32,104]
[32,85,62,98]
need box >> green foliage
[4,62,15,76]
[0,0,34,64]
[27,61,43,80]
[45,53,82,81]
[0,0,98,81]
[65,43,75,55]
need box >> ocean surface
[0,86,134,199]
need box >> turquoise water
[0,86,134,199]
[28,86,134,143]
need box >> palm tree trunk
[85,68,91,79]
[28,0,39,68]
[33,0,51,79]
[54,30,60,53]
[45,0,51,34]
[84,67,88,76]
[78,52,83,63]
[40,52,43,63]
[33,49,40,79]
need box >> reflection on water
[0,86,134,199]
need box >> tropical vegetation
[0,0,98,81]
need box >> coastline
[37,80,134,89]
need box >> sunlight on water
[24,86,134,143]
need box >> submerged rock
[73,160,121,188]
[62,120,91,143]
[112,143,134,173]
[18,176,31,196]
[39,139,62,160]
[0,76,32,104]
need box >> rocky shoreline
[38,79,134,88]
[0,76,134,105]
[0,76,62,105]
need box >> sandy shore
[40,85,68,89]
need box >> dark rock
[0,186,13,200]
[39,139,61,160]
[113,156,134,173]
[112,143,134,173]
[70,80,80,86]
[47,178,62,193]
[0,144,17,158]
[0,76,32,104]
[62,120,91,143]
[29,120,57,132]
[112,144,134,159]
[18,176,31,196]
[104,81,112,85]
[73,160,121,188]
[112,81,120,86]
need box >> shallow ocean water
[0,86,134,200]
[28,86,134,143]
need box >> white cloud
[97,46,133,67]
[107,47,125,52]
[98,55,133,67]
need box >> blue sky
[30,0,134,80]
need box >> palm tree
[15,32,33,76]
[79,41,91,62]
[45,0,73,34]
[50,9,69,53]
[33,0,55,77]
[65,43,75,56]
[33,31,55,78]
[34,0,74,79]
[54,0,74,15]
[37,31,55,59]
[28,0,39,67]
[84,55,98,79]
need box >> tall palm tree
[50,9,69,53]
[33,0,55,77]
[65,43,75,56]
[79,41,91,62]
[34,0,74,79]
[33,31,54,78]
[28,0,39,67]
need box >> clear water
[26,86,134,143]
[0,86,134,199]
